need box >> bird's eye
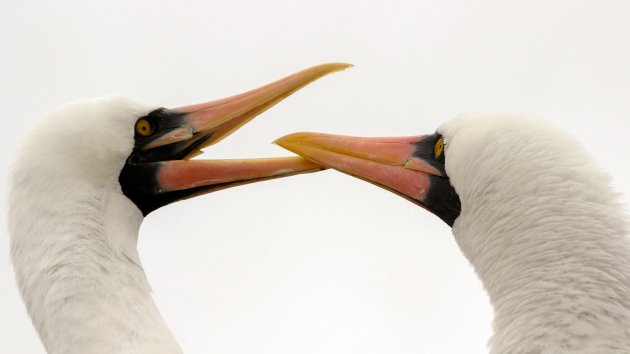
[135,118,153,137]
[434,137,444,159]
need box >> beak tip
[335,62,354,70]
[334,63,354,75]
[273,132,309,149]
[311,62,354,78]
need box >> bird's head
[12,63,351,217]
[275,114,613,229]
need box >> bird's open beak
[274,132,461,226]
[121,63,352,215]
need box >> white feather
[8,97,182,353]
[439,114,630,353]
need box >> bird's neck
[10,185,182,354]
[453,190,630,353]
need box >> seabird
[8,63,350,354]
[276,114,630,353]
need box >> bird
[7,63,350,354]
[275,114,630,353]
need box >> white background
[1,1,629,353]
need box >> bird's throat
[10,186,182,354]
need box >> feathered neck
[443,116,630,353]
[9,179,182,354]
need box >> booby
[276,114,630,353]
[8,63,349,354]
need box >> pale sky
[1,0,629,353]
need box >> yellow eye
[434,138,444,158]
[135,118,153,137]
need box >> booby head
[274,114,622,227]
[16,63,351,217]
[276,114,630,352]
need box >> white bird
[8,63,350,354]
[276,114,630,353]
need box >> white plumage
[9,97,183,353]
[441,115,630,353]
